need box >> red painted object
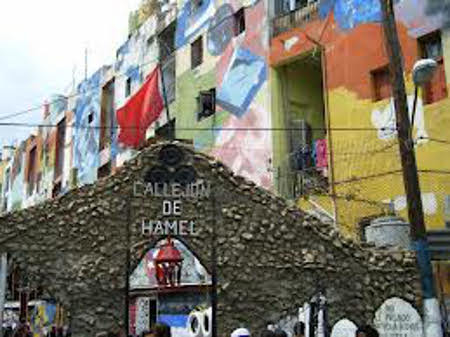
[154,238,183,287]
[116,65,164,148]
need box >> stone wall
[0,142,422,337]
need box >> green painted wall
[175,69,227,150]
[285,59,325,142]
[270,57,325,198]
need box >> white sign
[374,297,423,337]
[331,319,357,337]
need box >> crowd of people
[2,318,72,337]
[130,321,379,337]
[233,322,380,337]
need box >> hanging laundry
[117,65,164,148]
[292,144,312,170]
[314,139,328,169]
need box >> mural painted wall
[174,0,273,189]
[270,0,450,233]
[73,68,106,185]
[270,0,450,307]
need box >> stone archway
[0,142,422,337]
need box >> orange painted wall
[270,14,419,99]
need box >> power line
[0,4,255,122]
[0,122,396,132]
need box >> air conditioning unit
[289,119,312,170]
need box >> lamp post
[379,1,443,335]
[409,58,443,336]
[411,59,438,141]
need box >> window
[55,119,66,180]
[100,79,115,150]
[98,162,111,179]
[419,31,448,104]
[371,66,391,101]
[27,146,37,196]
[191,36,203,69]
[234,8,246,36]
[162,56,176,103]
[149,299,157,328]
[126,77,132,97]
[88,111,94,124]
[197,88,216,121]
[158,21,176,63]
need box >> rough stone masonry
[0,142,422,337]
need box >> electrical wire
[0,3,256,122]
[0,121,397,132]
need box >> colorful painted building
[268,0,450,329]
[1,0,450,332]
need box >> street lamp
[411,59,437,140]
[154,238,183,287]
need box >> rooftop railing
[272,1,320,37]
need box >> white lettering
[173,200,181,215]
[162,200,172,215]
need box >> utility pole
[379,1,443,336]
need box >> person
[141,330,155,337]
[259,329,275,337]
[356,325,379,337]
[273,328,287,337]
[231,328,251,337]
[13,318,32,337]
[293,322,305,337]
[153,323,171,337]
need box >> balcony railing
[272,1,320,37]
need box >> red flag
[117,65,164,148]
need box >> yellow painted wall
[300,76,450,238]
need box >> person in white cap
[231,328,250,337]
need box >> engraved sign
[135,181,211,236]
[374,297,423,337]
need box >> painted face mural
[216,47,267,117]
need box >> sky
[0,0,141,148]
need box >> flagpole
[157,39,174,140]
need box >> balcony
[272,1,320,37]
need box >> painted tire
[188,311,204,337]
[201,308,212,337]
